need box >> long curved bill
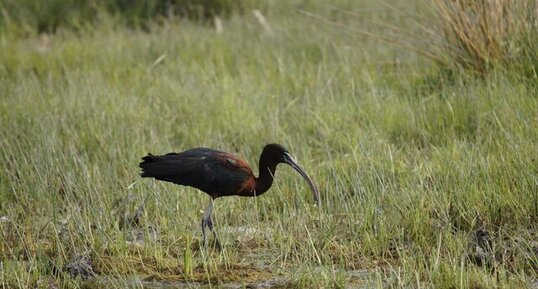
[283,153,320,207]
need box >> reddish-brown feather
[214,153,257,196]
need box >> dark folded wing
[140,148,251,195]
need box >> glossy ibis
[139,143,319,247]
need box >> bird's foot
[201,217,221,250]
[200,235,222,251]
[212,234,222,251]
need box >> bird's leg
[207,213,223,250]
[201,198,221,249]
[201,199,212,248]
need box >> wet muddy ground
[87,269,371,289]
[69,224,373,288]
[57,222,537,289]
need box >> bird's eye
[226,158,239,166]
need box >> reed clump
[431,0,538,75]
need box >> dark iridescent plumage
[139,143,319,248]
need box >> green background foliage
[1,0,537,288]
[0,0,254,32]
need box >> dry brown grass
[431,0,538,74]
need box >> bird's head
[262,143,320,207]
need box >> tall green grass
[1,1,537,288]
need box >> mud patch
[87,276,290,289]
[84,266,371,289]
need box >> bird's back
[139,148,255,198]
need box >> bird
[139,143,320,248]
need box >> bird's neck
[254,155,278,196]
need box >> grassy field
[1,1,537,288]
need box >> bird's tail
[139,153,181,183]
[139,153,161,178]
[139,153,188,183]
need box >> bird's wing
[140,148,253,195]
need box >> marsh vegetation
[1,0,537,288]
